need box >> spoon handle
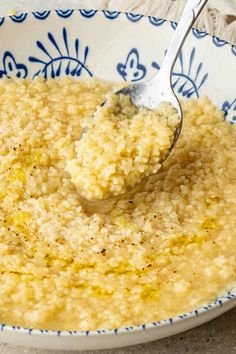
[159,0,208,77]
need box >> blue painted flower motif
[152,47,208,97]
[222,99,236,123]
[28,27,92,79]
[117,48,146,82]
[0,51,28,79]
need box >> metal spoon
[78,0,208,211]
[116,0,208,158]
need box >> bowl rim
[0,7,235,337]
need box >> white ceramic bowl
[0,8,235,351]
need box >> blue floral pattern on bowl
[117,48,146,82]
[152,47,208,98]
[117,46,208,98]
[28,27,92,79]
[0,51,27,79]
[0,9,233,124]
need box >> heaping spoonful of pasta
[67,0,208,205]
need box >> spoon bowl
[116,73,183,165]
